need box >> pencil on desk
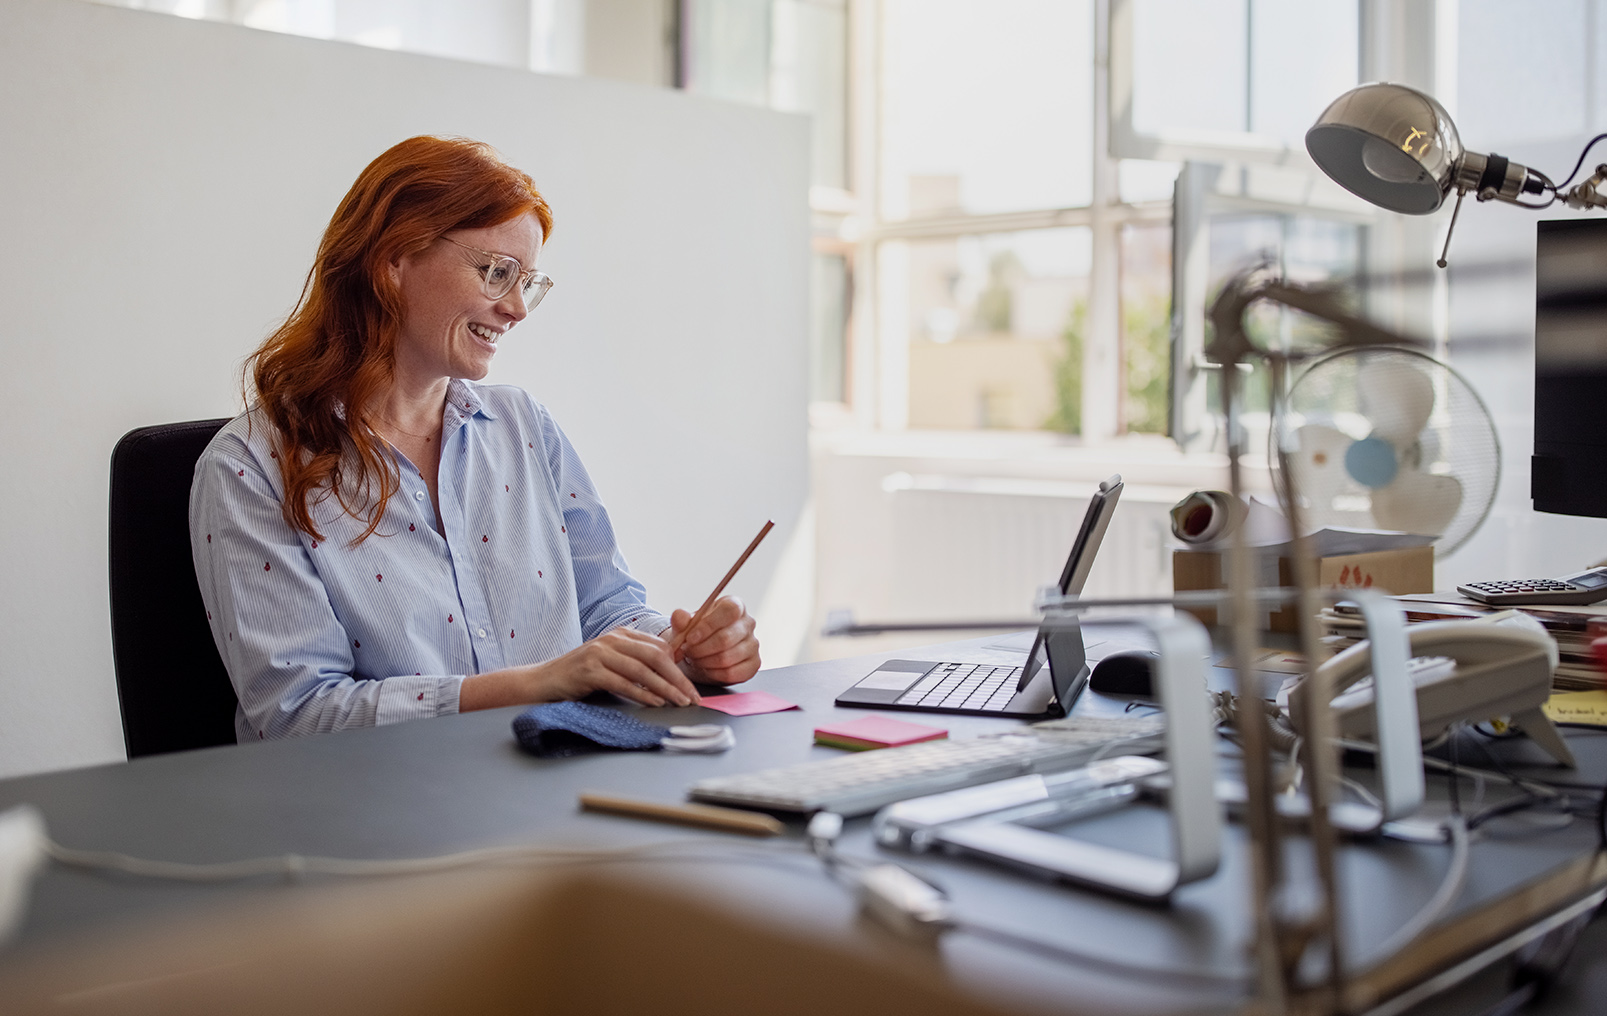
[667,519,774,655]
[578,791,783,836]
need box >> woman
[190,135,759,742]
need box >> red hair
[248,136,552,543]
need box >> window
[1169,160,1373,450]
[1206,212,1364,421]
[1124,0,1380,452]
[897,228,1090,431]
[878,0,1092,220]
[868,0,1177,437]
[1116,0,1359,162]
[111,0,1401,447]
[858,0,1368,440]
[1119,222,1170,433]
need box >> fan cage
[1274,346,1500,556]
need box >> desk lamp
[1306,81,1607,266]
[1310,84,1607,522]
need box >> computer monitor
[1533,218,1607,518]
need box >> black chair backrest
[109,419,237,758]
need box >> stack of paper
[1320,592,1607,690]
[1190,495,1438,556]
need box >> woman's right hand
[459,627,701,711]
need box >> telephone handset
[1290,619,1575,768]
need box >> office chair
[108,419,238,758]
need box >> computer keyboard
[688,714,1166,816]
[896,661,1025,711]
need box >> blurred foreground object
[0,866,1020,1016]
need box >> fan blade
[1288,424,1352,505]
[1372,471,1463,536]
[1359,357,1434,445]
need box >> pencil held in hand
[668,519,774,655]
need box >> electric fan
[1278,346,1499,555]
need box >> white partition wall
[0,0,810,778]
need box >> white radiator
[881,473,1176,619]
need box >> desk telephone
[1290,618,1575,768]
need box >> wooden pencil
[668,519,774,654]
[578,791,783,836]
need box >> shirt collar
[445,378,497,421]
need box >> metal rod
[1272,355,1348,1000]
[1436,189,1466,269]
[1207,272,1418,1013]
[1037,588,1304,609]
[821,588,1313,636]
[1220,345,1290,1011]
[824,619,1047,636]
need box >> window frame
[850,0,1170,440]
[837,0,1446,448]
[1108,0,1307,168]
[1168,161,1378,451]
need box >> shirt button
[476,628,487,638]
[414,491,426,501]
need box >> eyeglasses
[442,236,554,310]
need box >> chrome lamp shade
[1305,83,1464,214]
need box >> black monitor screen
[1534,218,1607,518]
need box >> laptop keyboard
[896,661,1025,711]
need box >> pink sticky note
[698,690,799,716]
[814,716,947,748]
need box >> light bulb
[1360,135,1427,185]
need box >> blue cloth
[189,378,669,742]
[512,701,669,757]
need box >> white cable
[1340,775,1383,813]
[1366,815,1471,965]
[1338,737,1549,800]
[45,837,810,882]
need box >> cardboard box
[1173,544,1434,632]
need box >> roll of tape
[1170,490,1246,544]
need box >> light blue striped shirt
[189,379,669,742]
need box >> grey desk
[0,629,1604,1015]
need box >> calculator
[1457,567,1607,606]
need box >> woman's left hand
[668,596,760,685]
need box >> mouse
[1089,649,1160,696]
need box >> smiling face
[388,212,544,389]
